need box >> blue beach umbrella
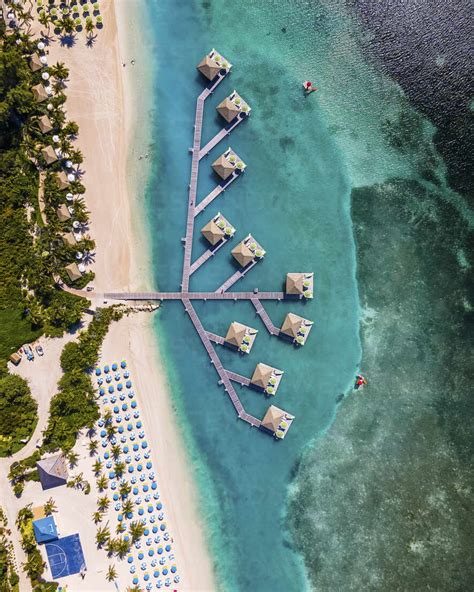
[99,388,105,396]
[133,444,139,452]
[160,524,166,531]
[104,451,109,459]
[138,508,144,516]
[122,403,128,411]
[143,484,149,492]
[104,365,110,373]
[154,570,160,578]
[152,526,158,534]
[165,544,171,552]
[157,502,162,510]
[112,363,118,371]
[126,380,132,388]
[137,464,143,471]
[142,442,148,449]
[136,421,142,428]
[151,482,157,491]
[118,426,124,433]
[148,506,153,513]
[108,386,114,393]
[138,552,144,560]
[113,493,119,501]
[146,462,152,470]
[115,373,121,381]
[162,568,168,575]
[100,430,106,437]
[109,471,115,478]
[171,566,176,573]
[148,549,154,556]
[121,360,127,368]
[117,383,123,391]
[133,487,139,495]
[123,446,129,453]
[127,556,133,564]
[113,406,119,414]
[118,514,123,521]
[128,466,134,473]
[124,370,130,378]
[131,401,137,409]
[106,375,112,383]
[157,547,163,555]
[127,423,133,431]
[144,573,150,581]
[95,368,101,376]
[132,577,138,585]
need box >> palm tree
[116,522,126,534]
[104,409,113,423]
[50,62,69,81]
[97,496,110,512]
[43,498,57,516]
[92,511,102,524]
[67,450,79,468]
[121,498,134,516]
[128,521,145,544]
[93,459,103,475]
[106,423,116,439]
[88,439,98,455]
[114,461,125,478]
[110,444,121,461]
[126,586,142,592]
[119,482,131,499]
[115,537,131,559]
[106,564,117,582]
[16,505,33,528]
[38,10,51,33]
[95,525,110,547]
[96,475,108,492]
[106,537,118,556]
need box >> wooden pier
[189,239,227,276]
[215,260,258,293]
[206,331,225,346]
[183,298,261,428]
[226,370,251,387]
[251,298,280,335]
[104,291,285,301]
[198,114,246,160]
[194,173,238,217]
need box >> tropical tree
[110,444,121,460]
[96,475,108,492]
[115,537,131,559]
[93,459,103,475]
[128,521,145,544]
[106,564,117,582]
[121,498,134,516]
[95,525,110,547]
[43,498,57,516]
[119,481,131,499]
[88,439,98,455]
[66,450,79,467]
[104,409,112,423]
[38,10,51,33]
[97,496,110,512]
[105,423,116,439]
[114,461,125,478]
[16,505,33,528]
[92,511,103,525]
[116,521,126,534]
[50,61,69,81]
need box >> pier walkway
[215,260,258,293]
[189,239,227,276]
[183,298,261,428]
[251,298,280,335]
[226,370,251,387]
[194,173,238,217]
[198,114,246,160]
[104,291,285,301]
[206,331,225,346]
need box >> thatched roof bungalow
[197,49,232,80]
[286,272,314,299]
[225,321,258,354]
[231,234,265,267]
[201,212,235,246]
[280,312,313,346]
[216,90,251,123]
[212,147,246,180]
[261,405,295,439]
[250,363,284,396]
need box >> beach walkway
[103,291,285,301]
[251,298,280,335]
[198,114,246,160]
[189,239,227,276]
[194,173,238,217]
[226,370,251,387]
[215,261,259,293]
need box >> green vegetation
[0,374,38,456]
[16,505,58,591]
[0,507,19,592]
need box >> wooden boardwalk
[226,370,251,387]
[194,173,238,217]
[183,298,261,428]
[206,331,225,346]
[104,291,285,301]
[198,114,246,160]
[189,239,227,276]
[215,260,258,293]
[251,298,280,335]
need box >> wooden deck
[194,172,238,217]
[198,114,246,160]
[251,298,280,335]
[104,291,285,301]
[215,260,258,293]
[183,299,261,428]
[226,370,251,387]
[206,331,225,346]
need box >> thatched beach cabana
[286,272,314,299]
[250,363,284,396]
[56,171,70,190]
[38,115,53,134]
[217,90,251,122]
[29,53,43,72]
[280,312,313,346]
[65,262,82,282]
[32,83,48,103]
[261,405,295,439]
[225,321,258,354]
[202,212,235,245]
[41,145,58,165]
[56,204,71,222]
[61,232,77,247]
[231,234,265,267]
[197,49,232,80]
[212,147,246,180]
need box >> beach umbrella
[124,370,130,378]
[143,484,149,492]
[100,429,106,437]
[128,466,134,473]
[98,419,105,427]
[104,365,110,373]
[145,495,152,503]
[66,160,73,169]
[141,563,147,571]
[72,221,80,229]
[111,396,117,403]
[109,471,115,478]
[135,454,141,462]
[154,570,160,578]
[122,403,128,411]
[41,72,50,81]
[134,411,140,419]
[115,373,120,381]
[135,496,142,505]
[153,493,159,500]
[162,568,168,575]
[106,461,112,469]
[160,524,166,531]
[152,526,159,534]
[131,476,137,484]
[151,483,157,491]
[116,416,122,423]
[136,421,142,428]
[118,426,124,434]
[118,514,123,522]
[40,55,48,65]
[133,487,139,495]
[114,503,121,511]
[104,451,109,459]
[132,577,138,585]
[113,493,119,501]
[157,547,163,555]
[147,506,153,513]
[149,549,154,556]
[113,406,119,414]
[121,360,127,368]
[149,515,155,523]
[133,444,139,452]
[126,380,132,388]
[131,401,137,409]
[137,464,143,472]
[165,544,171,552]
[144,452,151,459]
[125,413,131,420]
[157,502,162,510]
[97,378,103,386]
[101,441,107,448]
[127,424,133,431]
[47,103,53,111]
[159,558,165,566]
[123,446,129,453]
[158,512,164,521]
[106,375,112,383]
[95,368,101,376]
[138,508,144,516]
[140,475,146,482]
[138,552,144,560]
[117,384,123,391]
[119,394,126,401]
[142,442,148,450]
[171,566,176,573]
[37,41,45,50]
[111,482,117,490]
[67,173,75,182]
[130,434,136,441]
[112,363,118,371]
[108,386,114,394]
[127,556,133,564]
[125,456,132,464]
[144,573,150,581]
[154,536,160,544]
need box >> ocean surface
[136,0,473,590]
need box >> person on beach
[354,374,368,390]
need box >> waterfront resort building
[197,49,232,80]
[41,145,58,165]
[231,234,266,267]
[250,363,284,396]
[29,53,43,72]
[37,454,68,490]
[261,405,295,439]
[38,115,53,134]
[33,515,58,544]
[286,272,314,299]
[65,262,83,283]
[32,83,48,103]
[56,204,71,222]
[280,313,313,346]
[212,147,246,180]
[201,212,235,246]
[225,321,258,354]
[217,90,252,123]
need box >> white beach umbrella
[52,135,60,143]
[67,173,75,182]
[78,263,86,273]
[76,252,83,260]
[66,160,73,168]
[37,41,45,51]
[45,86,52,96]
[72,221,81,229]
[40,55,48,65]
[47,103,53,111]
[66,193,74,201]
[41,72,50,81]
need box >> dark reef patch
[288,178,474,590]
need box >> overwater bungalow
[286,272,314,299]
[212,147,246,180]
[261,405,295,439]
[29,53,43,72]
[280,312,313,346]
[56,171,70,190]
[217,90,251,123]
[57,204,71,222]
[41,145,58,165]
[225,321,258,354]
[37,454,68,490]
[197,49,232,80]
[62,232,77,247]
[32,83,48,103]
[250,363,284,396]
[38,115,53,134]
[231,234,265,267]
[201,212,235,246]
[65,262,82,282]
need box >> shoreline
[34,1,216,589]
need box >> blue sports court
[45,534,86,579]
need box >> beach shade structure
[124,370,130,377]
[128,466,134,473]
[113,406,119,413]
[99,388,105,396]
[38,114,53,134]
[216,96,241,123]
[171,565,177,573]
[104,451,110,459]
[123,446,129,453]
[126,380,132,388]
[231,240,255,267]
[162,568,168,575]
[160,524,166,531]
[280,312,313,345]
[131,401,137,408]
[65,262,83,283]
[128,424,133,431]
[62,232,78,249]
[133,577,139,585]
[57,203,71,222]
[157,502,162,510]
[33,516,58,544]
[133,444,139,452]
[142,442,148,449]
[117,383,123,391]
[118,426,124,434]
[138,508,144,516]
[100,430,106,437]
[201,217,226,246]
[106,375,112,383]
[158,547,163,555]
[104,365,110,373]
[165,544,171,552]
[151,482,157,491]
[146,462,152,470]
[109,471,116,479]
[211,152,236,181]
[134,411,140,418]
[37,453,68,490]
[224,322,257,353]
[56,171,71,190]
[29,53,44,72]
[121,360,127,368]
[261,404,295,439]
[32,83,49,103]
[286,272,314,298]
[114,373,120,381]
[136,421,142,428]
[112,363,118,371]
[138,552,144,560]
[41,145,58,165]
[122,403,128,411]
[196,49,231,80]
[108,386,114,394]
[128,556,134,564]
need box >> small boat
[303,81,318,95]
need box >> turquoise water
[140,1,363,589]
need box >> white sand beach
[0,1,216,590]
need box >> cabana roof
[37,453,68,489]
[251,363,275,389]
[225,321,248,348]
[41,145,58,165]
[216,97,241,123]
[62,232,77,247]
[280,313,305,338]
[196,49,232,80]
[286,273,305,295]
[231,241,254,267]
[201,219,225,246]
[29,53,43,72]
[57,204,71,222]
[261,405,287,433]
[56,171,70,190]
[38,115,53,133]
[65,262,82,282]
[32,83,48,103]
[212,154,235,180]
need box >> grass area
[0,307,43,362]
